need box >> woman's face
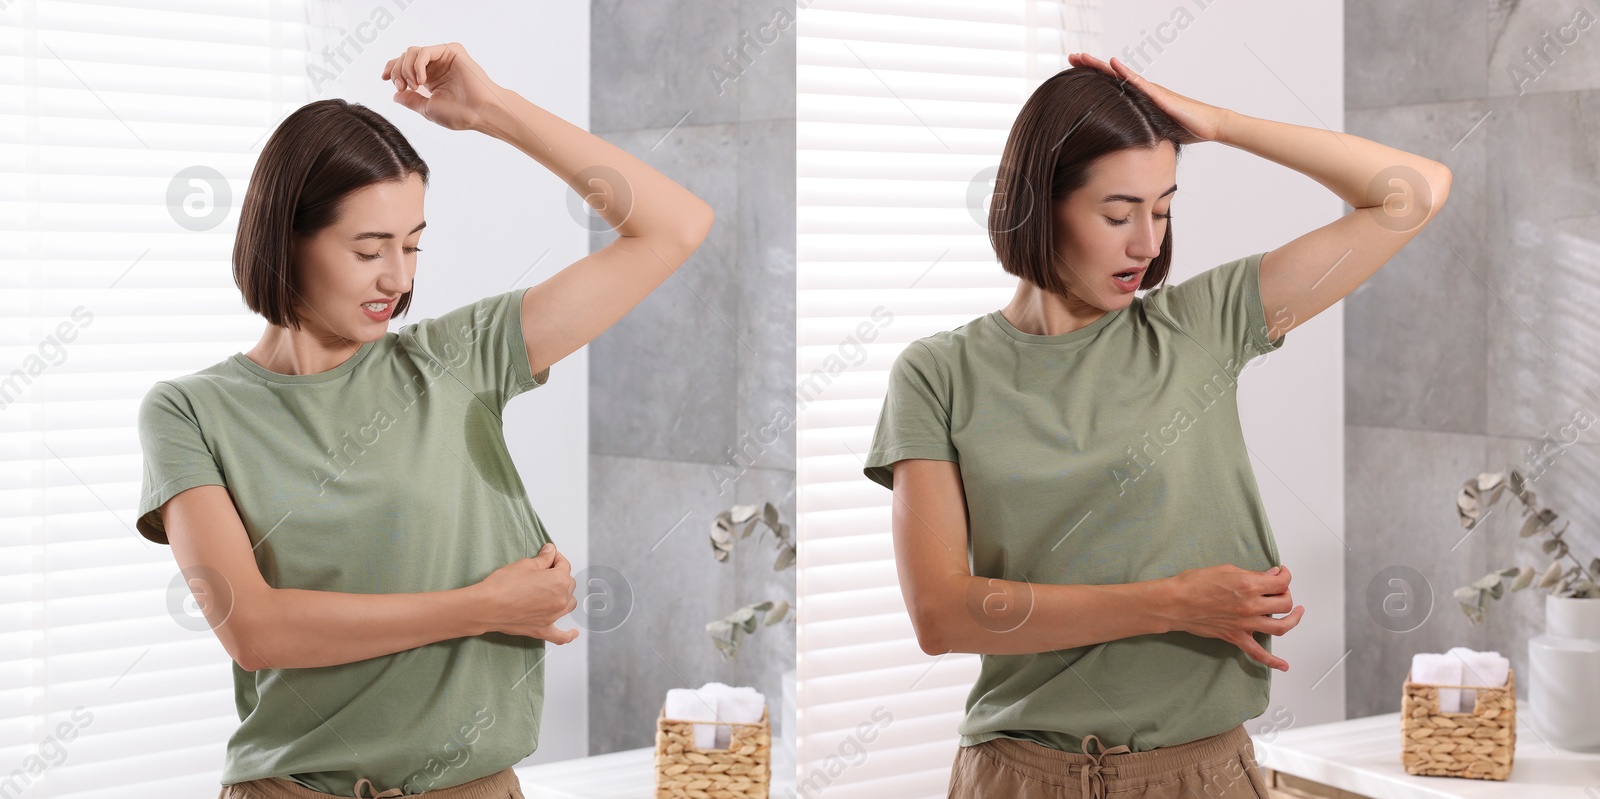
[290,173,425,341]
[1050,144,1176,309]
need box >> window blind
[795,2,1096,797]
[0,2,326,796]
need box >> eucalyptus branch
[1453,469,1599,625]
[706,501,796,659]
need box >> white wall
[317,1,592,762]
[1100,0,1348,737]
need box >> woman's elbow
[213,596,270,672]
[680,200,715,253]
[908,599,954,656]
[1425,163,1452,210]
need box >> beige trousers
[949,723,1270,799]
[219,765,523,799]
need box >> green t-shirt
[862,251,1287,754]
[136,288,553,795]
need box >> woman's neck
[1000,281,1109,337]
[243,325,364,376]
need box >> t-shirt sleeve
[136,380,228,546]
[397,288,549,414]
[862,340,958,490]
[1143,251,1287,367]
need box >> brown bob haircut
[988,66,1191,299]
[233,99,429,330]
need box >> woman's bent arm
[890,459,1178,656]
[163,484,510,672]
[923,576,1178,656]
[243,585,490,672]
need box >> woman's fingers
[1237,633,1288,672]
[536,623,579,645]
[398,45,420,91]
[413,46,440,90]
[1258,591,1294,616]
[1069,52,1116,78]
[1108,56,1144,82]
[1258,605,1305,635]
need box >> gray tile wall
[1345,0,1600,718]
[585,0,797,755]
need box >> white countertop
[515,740,796,799]
[1252,705,1600,799]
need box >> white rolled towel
[715,686,767,749]
[1411,652,1464,712]
[1447,647,1510,711]
[664,687,720,749]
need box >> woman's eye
[1107,214,1173,226]
[358,247,422,261]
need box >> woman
[862,54,1450,798]
[135,43,713,798]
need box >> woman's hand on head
[382,42,503,133]
[1067,52,1232,145]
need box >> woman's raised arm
[382,42,716,381]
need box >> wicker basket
[654,703,771,798]
[1400,667,1515,780]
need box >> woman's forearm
[921,575,1177,656]
[472,82,712,244]
[1216,110,1449,210]
[237,584,490,671]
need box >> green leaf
[764,600,789,626]
[1537,561,1564,588]
[730,504,758,524]
[773,544,796,571]
[1487,483,1506,507]
[1457,487,1480,525]
[1510,566,1535,591]
[763,502,779,529]
[1471,572,1503,591]
[1520,515,1545,538]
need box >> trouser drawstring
[1078,733,1131,799]
[353,777,403,798]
